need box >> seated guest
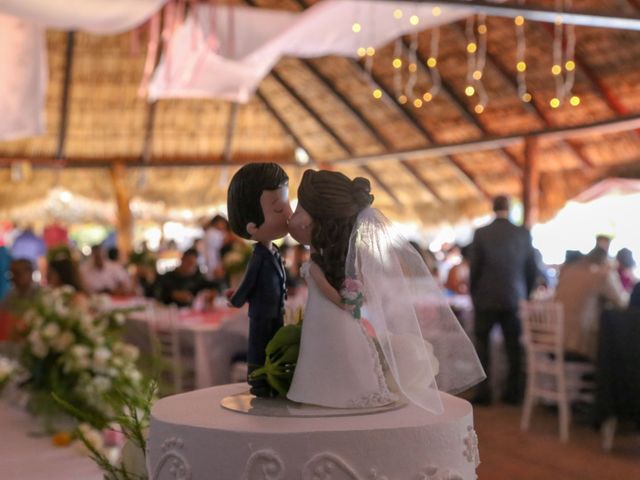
[158,248,218,307]
[0,259,41,339]
[48,257,85,292]
[554,247,628,361]
[80,244,132,295]
[615,248,636,293]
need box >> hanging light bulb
[474,104,485,114]
[352,23,362,33]
[393,9,403,20]
[569,95,580,106]
[392,58,403,69]
[550,97,561,108]
[465,86,475,96]
[372,89,382,99]
[413,98,423,108]
[409,15,420,26]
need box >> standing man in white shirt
[80,244,132,295]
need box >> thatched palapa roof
[2,0,640,226]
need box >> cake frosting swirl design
[148,384,479,480]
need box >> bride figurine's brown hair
[297,169,374,290]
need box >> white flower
[28,331,49,358]
[113,312,126,326]
[91,375,112,394]
[0,357,17,381]
[127,369,142,384]
[52,331,75,352]
[78,423,105,452]
[115,343,139,362]
[41,322,61,340]
[93,347,112,370]
[70,345,92,369]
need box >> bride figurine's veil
[345,207,485,414]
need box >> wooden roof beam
[364,0,640,31]
[401,37,522,176]
[351,60,491,200]
[301,59,443,204]
[333,113,640,166]
[255,88,310,164]
[269,68,403,206]
[56,31,75,161]
[222,102,239,163]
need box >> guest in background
[80,244,131,295]
[469,195,537,405]
[1,259,40,317]
[593,234,612,260]
[554,247,627,361]
[158,248,218,307]
[10,226,46,272]
[615,248,636,293]
[48,256,85,292]
[0,246,11,300]
[203,215,227,281]
[445,244,471,294]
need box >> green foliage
[249,324,301,397]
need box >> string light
[423,92,433,102]
[393,9,403,20]
[413,98,423,108]
[366,47,375,56]
[551,0,577,106]
[392,58,403,69]
[551,65,562,75]
[427,57,437,68]
[515,0,529,104]
[352,23,361,33]
[408,63,417,73]
[419,27,442,102]
[357,47,366,57]
[432,6,442,17]
[550,97,561,108]
[398,94,408,104]
[570,95,580,106]
[565,60,575,71]
[409,15,420,26]
[372,89,382,99]
[465,15,488,112]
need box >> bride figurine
[286,169,484,413]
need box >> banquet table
[0,400,102,480]
[124,303,249,389]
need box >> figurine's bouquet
[340,277,364,320]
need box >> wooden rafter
[401,36,522,175]
[366,0,640,31]
[301,59,443,203]
[400,161,446,203]
[270,68,403,205]
[223,102,239,163]
[141,101,157,163]
[333,113,640,166]
[56,31,75,161]
[449,22,595,168]
[360,164,402,205]
[351,60,492,200]
[255,88,310,163]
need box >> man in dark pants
[226,163,291,397]
[470,195,537,405]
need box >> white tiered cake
[147,384,479,480]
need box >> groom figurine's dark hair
[228,163,289,239]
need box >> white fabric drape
[0,13,47,141]
[149,0,472,102]
[0,0,167,140]
[0,0,168,34]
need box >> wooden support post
[523,137,539,229]
[110,162,134,257]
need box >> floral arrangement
[222,241,253,275]
[0,356,18,392]
[17,286,144,430]
[340,277,365,320]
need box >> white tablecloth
[0,401,102,480]
[125,307,250,389]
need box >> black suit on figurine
[230,243,286,396]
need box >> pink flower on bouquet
[344,278,363,293]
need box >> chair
[520,300,595,442]
[146,304,193,393]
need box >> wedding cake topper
[286,169,485,413]
[226,163,291,397]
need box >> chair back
[146,303,184,392]
[520,300,564,358]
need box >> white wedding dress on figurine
[286,261,397,408]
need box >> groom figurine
[227,163,291,397]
